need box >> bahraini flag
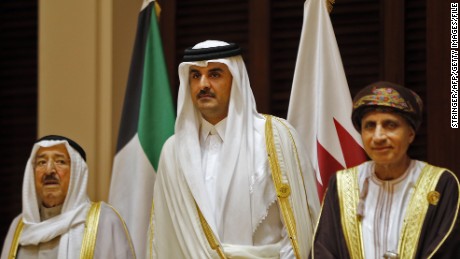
[287,0,366,199]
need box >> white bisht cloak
[149,40,319,258]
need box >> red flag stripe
[316,139,344,199]
[333,118,367,168]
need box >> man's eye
[210,73,220,78]
[363,123,375,130]
[56,160,66,165]
[36,160,46,166]
[387,122,398,129]
[191,73,200,79]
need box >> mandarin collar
[200,117,227,141]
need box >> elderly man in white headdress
[1,135,136,259]
[148,40,320,258]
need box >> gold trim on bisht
[196,204,227,259]
[264,115,301,258]
[428,169,460,257]
[337,167,365,259]
[337,164,454,259]
[398,164,444,258]
[272,117,316,223]
[8,217,24,259]
[107,203,137,258]
[80,202,102,259]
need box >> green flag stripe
[138,5,175,171]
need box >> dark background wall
[0,0,37,247]
[158,0,457,174]
[1,0,458,247]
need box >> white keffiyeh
[151,40,320,258]
[19,140,91,259]
[175,40,269,244]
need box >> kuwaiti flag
[287,0,366,199]
[108,1,174,258]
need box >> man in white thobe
[149,40,320,259]
[1,135,136,259]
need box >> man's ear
[408,127,415,144]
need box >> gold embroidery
[353,87,415,113]
[398,165,445,258]
[8,202,129,259]
[428,170,460,257]
[80,202,102,259]
[277,183,291,198]
[264,115,301,258]
[337,168,365,259]
[8,217,23,259]
[272,116,316,230]
[427,191,441,205]
[196,204,227,259]
[337,164,457,259]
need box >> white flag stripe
[109,134,155,257]
[287,0,365,193]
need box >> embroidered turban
[352,81,423,131]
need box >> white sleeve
[1,215,22,259]
[93,203,136,259]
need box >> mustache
[42,174,60,184]
[197,89,216,98]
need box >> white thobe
[199,118,294,258]
[358,160,424,258]
[1,139,135,259]
[152,42,319,258]
[200,119,225,216]
[1,202,135,259]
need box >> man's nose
[45,160,57,174]
[199,75,210,89]
[372,125,387,143]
